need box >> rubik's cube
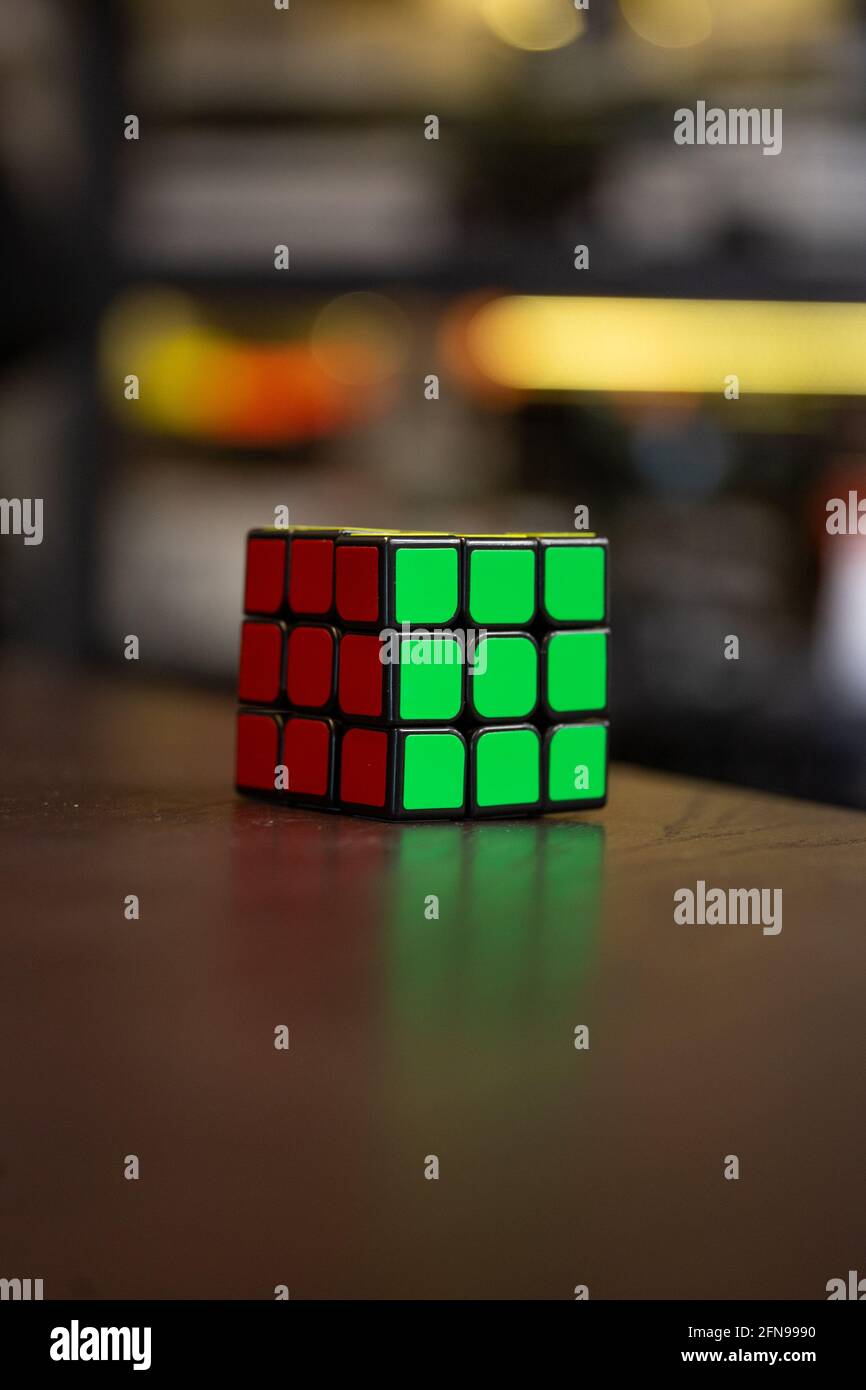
[235,528,609,819]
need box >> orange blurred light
[100,290,394,444]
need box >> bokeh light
[619,0,712,49]
[479,0,585,53]
[100,289,389,444]
[463,294,866,396]
[309,291,410,388]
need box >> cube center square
[286,624,336,710]
[338,632,385,718]
[470,633,538,721]
[236,526,610,819]
[398,636,463,722]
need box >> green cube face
[544,544,605,623]
[394,545,459,625]
[401,731,466,812]
[546,630,607,715]
[467,547,536,625]
[547,723,607,804]
[399,636,463,720]
[470,634,538,720]
[474,727,541,809]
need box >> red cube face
[244,537,287,615]
[338,633,384,717]
[238,621,283,704]
[289,539,334,615]
[236,712,280,791]
[340,727,389,807]
[286,625,335,709]
[283,717,332,797]
[335,544,380,624]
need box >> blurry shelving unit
[0,0,127,657]
[3,0,865,803]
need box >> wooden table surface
[1,658,864,1300]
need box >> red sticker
[284,717,331,797]
[336,544,379,623]
[244,537,286,615]
[236,713,280,791]
[289,539,334,615]
[338,634,384,717]
[238,622,283,704]
[340,727,389,807]
[286,626,334,708]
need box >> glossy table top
[1,659,864,1299]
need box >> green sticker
[544,545,605,622]
[402,732,466,811]
[548,724,607,802]
[475,727,540,808]
[399,637,463,720]
[468,547,535,625]
[547,630,607,713]
[395,546,459,624]
[471,635,537,719]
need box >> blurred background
[1,0,866,805]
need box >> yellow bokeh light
[466,295,866,397]
[480,0,585,52]
[714,0,846,45]
[619,0,712,49]
[100,289,212,432]
[620,0,846,49]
